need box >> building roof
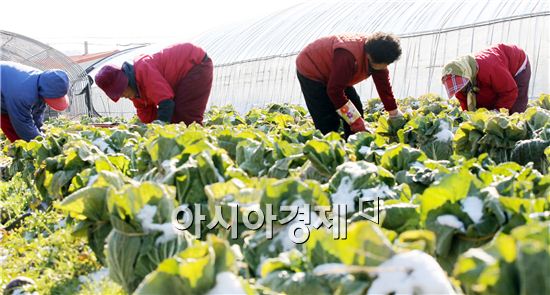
[70,50,120,64]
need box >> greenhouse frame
[85,0,549,116]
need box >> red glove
[336,100,366,134]
[349,117,367,133]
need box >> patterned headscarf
[442,55,479,111]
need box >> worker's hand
[151,119,168,125]
[349,117,367,133]
[388,109,404,119]
[336,100,368,134]
[157,99,175,123]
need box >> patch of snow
[384,203,419,209]
[213,167,225,183]
[267,200,319,252]
[206,272,246,295]
[78,268,109,284]
[462,197,484,223]
[358,146,372,156]
[346,161,378,178]
[368,250,456,295]
[360,184,396,201]
[160,159,178,172]
[347,134,359,142]
[268,228,295,253]
[137,205,177,245]
[529,211,550,219]
[23,231,34,242]
[160,158,185,182]
[434,121,454,142]
[331,177,357,214]
[463,248,497,264]
[436,215,465,231]
[313,263,348,275]
[87,174,99,186]
[53,218,67,230]
[92,138,115,154]
[231,244,244,260]
[291,272,306,281]
[481,187,500,199]
[410,162,425,169]
[232,178,246,188]
[372,103,384,112]
[276,251,293,265]
[279,228,297,250]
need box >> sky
[1,0,309,55]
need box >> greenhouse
[0,30,91,117]
[86,0,549,115]
[1,0,549,294]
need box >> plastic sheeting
[0,30,90,117]
[86,45,158,118]
[90,0,550,116]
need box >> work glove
[350,117,367,133]
[151,120,167,125]
[337,100,366,134]
[156,99,175,123]
[388,109,404,119]
[387,109,406,129]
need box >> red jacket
[456,44,527,111]
[132,43,206,123]
[296,34,397,111]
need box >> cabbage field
[1,94,549,294]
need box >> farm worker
[95,43,213,125]
[296,32,403,137]
[0,61,70,142]
[442,44,530,114]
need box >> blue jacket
[1,61,69,141]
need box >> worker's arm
[455,92,469,111]
[328,49,367,133]
[5,97,41,141]
[136,62,175,106]
[32,103,46,131]
[136,105,157,124]
[492,69,518,110]
[371,68,398,112]
[327,48,356,109]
